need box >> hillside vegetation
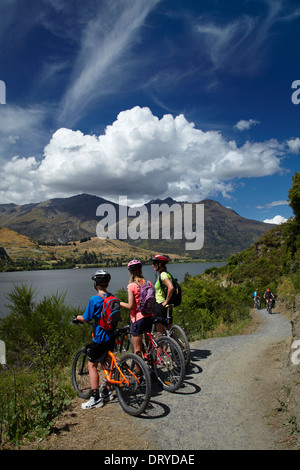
[0,227,179,271]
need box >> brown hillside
[0,227,177,267]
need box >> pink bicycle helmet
[127,259,142,271]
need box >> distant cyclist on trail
[253,289,260,309]
[73,270,116,409]
[151,254,174,336]
[120,260,154,359]
[264,288,275,311]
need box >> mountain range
[0,194,274,259]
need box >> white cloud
[286,137,300,153]
[194,0,300,78]
[264,215,287,224]
[58,0,161,126]
[234,119,260,131]
[0,106,288,205]
[257,200,288,209]
[0,104,49,164]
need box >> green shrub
[0,285,88,446]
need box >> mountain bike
[72,328,151,417]
[254,296,260,310]
[117,322,185,392]
[163,305,191,367]
[266,298,273,314]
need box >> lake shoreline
[1,258,227,274]
[0,261,225,318]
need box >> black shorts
[154,303,173,326]
[86,337,115,363]
[130,316,153,336]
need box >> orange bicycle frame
[101,350,140,386]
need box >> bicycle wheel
[114,353,151,416]
[152,336,185,392]
[268,303,272,314]
[169,325,191,367]
[72,348,91,399]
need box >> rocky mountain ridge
[0,193,275,259]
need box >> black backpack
[159,273,182,307]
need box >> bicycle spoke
[114,353,151,416]
[169,325,190,367]
[72,348,91,399]
[152,337,185,392]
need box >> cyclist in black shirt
[264,288,275,311]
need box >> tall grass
[0,285,90,448]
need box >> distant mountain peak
[0,193,275,258]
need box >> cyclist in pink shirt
[120,260,154,358]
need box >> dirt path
[23,308,297,451]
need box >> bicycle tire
[169,325,191,367]
[114,353,151,416]
[268,304,272,314]
[152,336,185,392]
[72,348,91,399]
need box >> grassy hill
[206,219,300,301]
[0,226,179,271]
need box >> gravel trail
[23,308,292,451]
[139,308,292,450]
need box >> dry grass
[0,226,179,266]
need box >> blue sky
[0,0,299,225]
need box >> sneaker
[81,396,104,410]
[100,390,114,402]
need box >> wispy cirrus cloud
[0,104,49,163]
[57,0,161,126]
[194,0,300,78]
[257,200,288,209]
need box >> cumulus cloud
[0,106,288,205]
[234,119,260,131]
[286,137,300,154]
[264,215,288,224]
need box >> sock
[92,388,100,400]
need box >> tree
[288,172,300,220]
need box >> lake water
[0,262,224,317]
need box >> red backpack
[97,293,121,331]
